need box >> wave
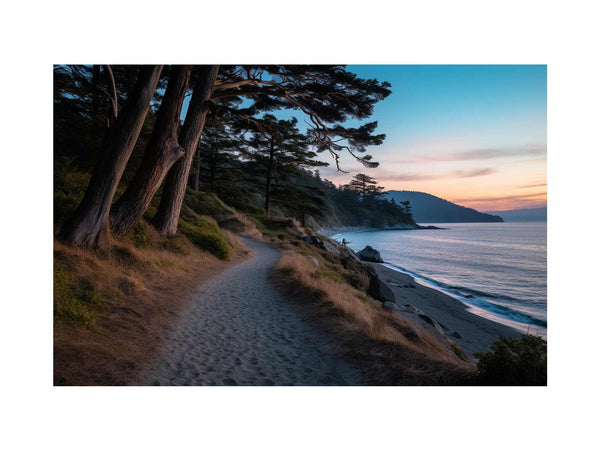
[382,263,547,330]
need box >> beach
[371,263,522,355]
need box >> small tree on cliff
[346,173,384,202]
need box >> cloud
[517,182,547,189]
[451,192,547,204]
[375,167,497,182]
[390,144,546,164]
[377,172,440,181]
[455,168,497,178]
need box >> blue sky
[317,65,547,211]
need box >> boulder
[403,304,424,315]
[401,328,420,341]
[382,302,399,312]
[302,235,325,249]
[321,240,341,255]
[367,275,396,303]
[358,246,384,263]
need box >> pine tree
[346,173,384,202]
[242,114,327,216]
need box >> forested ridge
[54,65,414,246]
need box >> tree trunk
[59,65,163,248]
[209,144,216,191]
[264,138,275,217]
[192,150,201,191]
[110,65,193,239]
[153,65,219,235]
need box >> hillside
[485,207,546,222]
[386,190,503,223]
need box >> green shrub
[164,236,191,255]
[54,158,91,230]
[184,189,236,219]
[451,343,468,362]
[125,220,152,248]
[54,262,103,327]
[474,335,547,385]
[178,217,231,260]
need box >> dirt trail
[143,238,365,386]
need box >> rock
[367,275,396,303]
[357,246,384,263]
[307,256,320,267]
[403,304,424,315]
[382,302,399,312]
[464,294,474,299]
[402,328,420,341]
[419,314,435,326]
[321,240,341,255]
[418,314,446,336]
[451,331,462,339]
[302,235,325,249]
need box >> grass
[54,261,105,326]
[273,251,474,385]
[178,215,231,261]
[124,219,154,249]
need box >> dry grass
[273,251,474,385]
[53,229,248,385]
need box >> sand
[371,264,522,355]
[143,238,365,386]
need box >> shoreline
[319,224,418,237]
[381,262,546,337]
[371,263,522,355]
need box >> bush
[184,189,236,220]
[53,158,90,231]
[125,220,152,248]
[178,216,231,260]
[54,262,103,326]
[474,335,547,385]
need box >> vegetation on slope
[270,229,473,385]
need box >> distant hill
[484,207,546,222]
[386,190,504,223]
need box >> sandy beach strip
[371,264,522,355]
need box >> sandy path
[143,238,365,386]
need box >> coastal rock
[401,328,420,341]
[321,240,341,255]
[451,331,462,339]
[302,235,325,249]
[358,246,384,263]
[382,302,399,312]
[419,314,446,336]
[367,275,396,303]
[403,304,424,315]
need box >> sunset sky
[316,65,547,212]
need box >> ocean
[331,222,547,336]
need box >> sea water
[331,222,547,335]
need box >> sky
[313,65,547,212]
